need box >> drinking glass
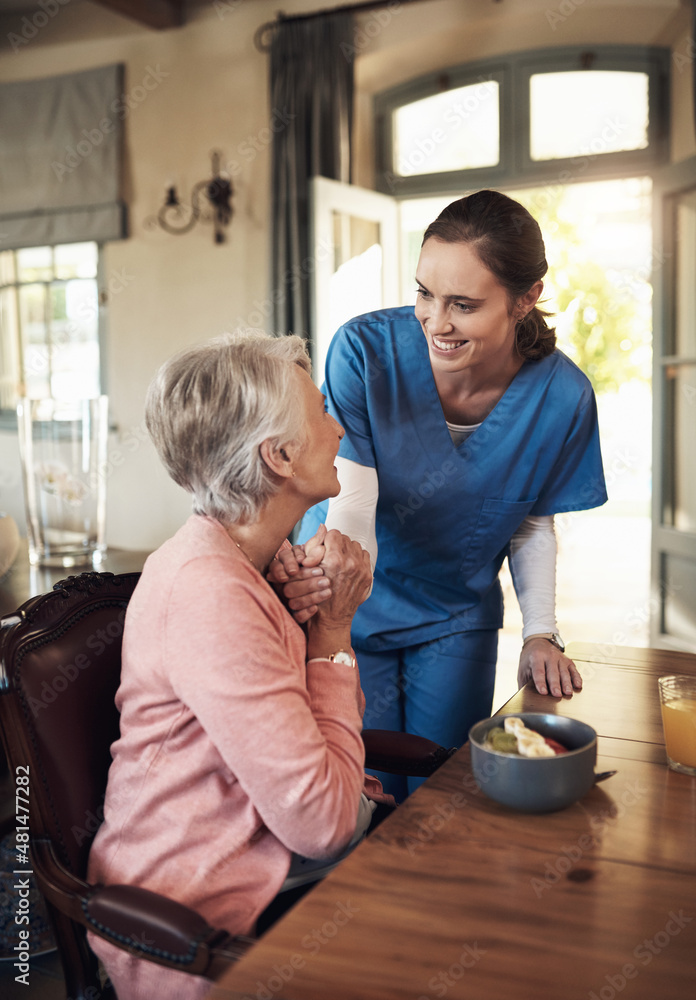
[17,396,108,568]
[658,675,696,776]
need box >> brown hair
[422,190,556,360]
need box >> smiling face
[414,238,541,379]
[289,366,345,506]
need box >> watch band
[523,632,565,652]
[307,650,357,668]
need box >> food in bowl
[468,713,598,813]
[485,717,569,757]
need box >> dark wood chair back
[2,573,134,878]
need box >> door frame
[650,155,696,650]
[309,176,399,384]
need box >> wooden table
[210,644,696,1000]
[0,541,148,619]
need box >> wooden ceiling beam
[91,0,185,30]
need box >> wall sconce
[151,151,233,244]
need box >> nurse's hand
[517,639,583,698]
[267,525,332,623]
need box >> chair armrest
[29,840,252,979]
[84,884,254,977]
[362,729,457,777]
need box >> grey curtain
[0,64,126,249]
[270,12,355,343]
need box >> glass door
[310,177,399,385]
[651,157,696,650]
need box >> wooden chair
[0,571,455,999]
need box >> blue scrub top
[300,306,607,652]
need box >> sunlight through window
[393,81,499,176]
[530,71,649,161]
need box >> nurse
[273,190,607,799]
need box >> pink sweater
[87,514,369,998]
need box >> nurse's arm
[509,515,582,697]
[325,457,378,570]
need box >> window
[375,47,669,197]
[529,70,649,161]
[393,79,500,177]
[0,242,101,414]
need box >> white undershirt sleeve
[325,456,379,571]
[508,515,559,640]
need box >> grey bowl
[468,713,598,813]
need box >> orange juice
[661,698,696,768]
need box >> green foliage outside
[511,187,652,395]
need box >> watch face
[552,634,565,652]
[331,650,355,667]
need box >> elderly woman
[87,332,386,1000]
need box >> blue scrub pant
[356,629,498,801]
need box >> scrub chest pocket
[458,497,538,582]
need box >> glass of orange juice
[658,675,696,776]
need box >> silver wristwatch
[548,633,565,652]
[524,632,565,652]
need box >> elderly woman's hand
[309,529,372,629]
[517,639,583,698]
[305,530,372,660]
[267,525,333,624]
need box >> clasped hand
[268,525,372,625]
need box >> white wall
[0,0,693,551]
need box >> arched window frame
[374,45,671,198]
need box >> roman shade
[0,64,126,249]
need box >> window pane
[675,190,696,357]
[530,71,648,161]
[19,283,47,340]
[0,287,20,409]
[393,81,499,176]
[0,248,16,286]
[1,241,101,409]
[16,246,53,282]
[49,279,100,399]
[668,363,696,535]
[663,553,696,647]
[19,284,50,399]
[50,341,100,400]
[54,242,98,280]
[329,212,382,335]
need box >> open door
[310,177,399,385]
[651,156,696,650]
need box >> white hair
[145,330,312,524]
